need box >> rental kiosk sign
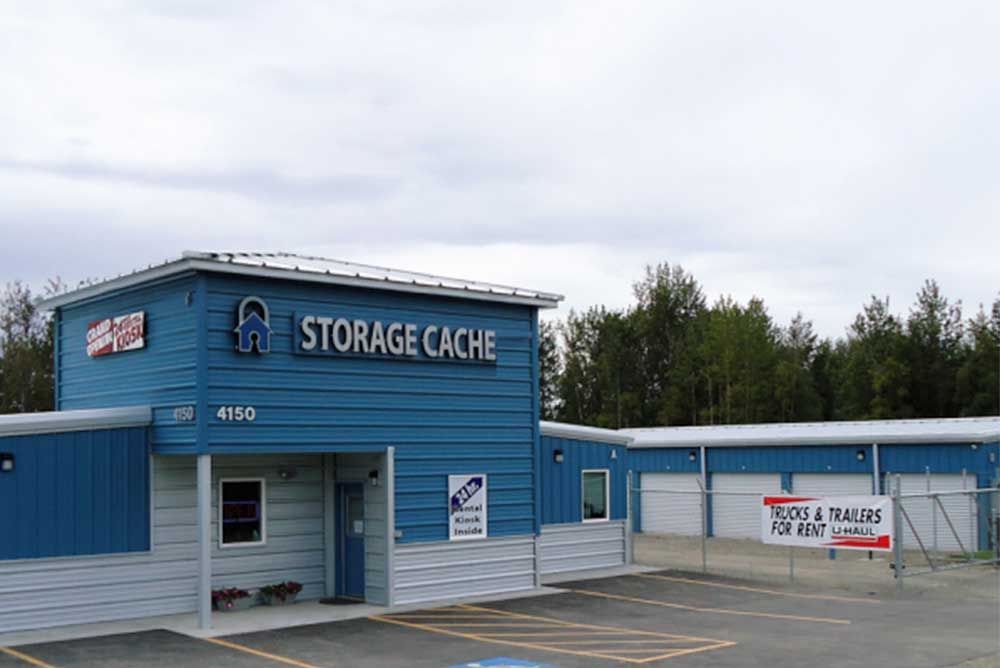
[449,474,487,541]
[761,495,893,551]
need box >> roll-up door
[793,474,874,497]
[640,473,703,535]
[895,474,978,553]
[712,473,781,538]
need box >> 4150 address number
[216,406,256,422]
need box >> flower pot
[261,592,298,606]
[217,596,254,612]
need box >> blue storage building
[1,251,566,633]
[1,249,998,637]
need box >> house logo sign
[234,296,272,354]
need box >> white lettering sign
[297,314,497,362]
[449,474,487,541]
[760,495,893,552]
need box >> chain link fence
[630,472,1000,590]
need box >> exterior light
[368,469,379,487]
[0,453,12,473]
[970,443,978,451]
[278,466,298,481]
[856,450,866,462]
[553,449,564,464]
[610,450,618,460]
[688,450,697,462]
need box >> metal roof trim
[623,418,1000,449]
[38,251,564,310]
[540,421,634,446]
[0,406,153,438]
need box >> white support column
[385,447,396,607]
[323,454,336,598]
[872,443,881,494]
[196,454,212,631]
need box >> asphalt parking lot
[2,570,998,668]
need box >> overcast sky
[2,2,997,338]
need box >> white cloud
[0,1,997,336]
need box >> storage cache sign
[449,474,487,541]
[761,495,893,551]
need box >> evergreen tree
[538,319,562,420]
[906,280,964,417]
[955,297,1000,416]
[0,282,54,414]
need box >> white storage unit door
[793,474,874,497]
[896,474,978,553]
[640,473,703,536]
[712,473,782,539]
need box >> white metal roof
[623,417,1000,448]
[0,406,152,438]
[540,421,635,446]
[38,251,564,310]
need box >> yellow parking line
[569,588,851,625]
[0,647,56,668]
[202,637,322,668]
[637,573,881,603]
[372,603,736,665]
[641,641,740,664]
[457,604,724,642]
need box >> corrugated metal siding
[204,275,538,544]
[895,473,979,553]
[0,453,328,633]
[629,448,701,474]
[538,522,626,578]
[707,445,874,474]
[56,274,199,454]
[879,442,993,475]
[540,435,627,525]
[0,456,194,633]
[792,474,874,496]
[711,473,782,538]
[393,536,536,606]
[638,473,703,535]
[0,427,149,560]
[200,455,325,598]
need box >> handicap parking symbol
[448,658,558,668]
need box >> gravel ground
[634,533,1000,600]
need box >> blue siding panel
[0,427,150,560]
[540,435,628,524]
[57,274,199,454]
[879,442,995,475]
[203,275,538,544]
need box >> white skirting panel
[538,521,626,579]
[392,535,536,606]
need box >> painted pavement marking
[370,602,736,664]
[0,647,57,668]
[566,588,851,625]
[636,573,881,604]
[202,637,324,668]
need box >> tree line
[539,264,1000,428]
[1,269,998,426]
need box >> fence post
[697,476,707,574]
[927,467,937,554]
[893,474,903,592]
[626,470,633,565]
[963,469,974,558]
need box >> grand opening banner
[761,494,893,551]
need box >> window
[582,469,609,522]
[219,479,266,547]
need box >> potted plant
[259,581,303,606]
[212,587,253,612]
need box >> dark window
[220,480,265,546]
[582,470,609,521]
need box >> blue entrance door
[337,483,366,599]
